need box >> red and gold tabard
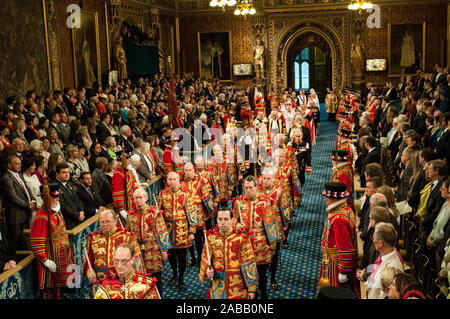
[126,205,172,273]
[319,199,357,289]
[330,162,354,210]
[111,167,138,212]
[162,145,184,178]
[257,184,291,242]
[207,159,236,203]
[182,177,208,230]
[94,269,160,299]
[196,168,216,218]
[158,187,198,249]
[83,225,145,281]
[232,194,280,265]
[199,226,258,299]
[30,208,75,289]
[274,162,301,207]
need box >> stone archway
[268,17,349,94]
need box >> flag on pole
[168,59,180,129]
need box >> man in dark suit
[58,111,71,145]
[63,87,75,116]
[360,136,380,187]
[54,163,85,230]
[96,112,112,144]
[435,112,450,171]
[384,81,398,102]
[1,155,36,257]
[132,138,152,183]
[358,177,383,241]
[132,119,146,140]
[120,125,134,154]
[76,172,103,218]
[49,112,65,142]
[408,148,435,210]
[91,157,113,207]
[420,159,447,235]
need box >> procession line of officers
[28,132,316,299]
[28,90,360,299]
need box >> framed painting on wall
[71,10,101,88]
[198,32,232,81]
[388,22,426,76]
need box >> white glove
[338,273,348,283]
[119,210,128,220]
[44,259,57,273]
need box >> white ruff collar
[334,162,348,170]
[326,198,347,212]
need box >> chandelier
[210,0,237,12]
[234,0,256,17]
[348,0,373,13]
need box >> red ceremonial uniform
[126,205,171,273]
[330,162,354,210]
[111,167,138,212]
[163,145,184,179]
[232,194,280,265]
[319,199,358,290]
[94,269,160,299]
[30,208,75,289]
[83,225,145,281]
[274,162,300,208]
[257,185,291,242]
[207,159,236,203]
[158,187,198,249]
[182,177,208,230]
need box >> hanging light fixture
[210,0,237,12]
[234,0,256,18]
[348,0,374,13]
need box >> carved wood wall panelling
[46,0,63,90]
[365,3,447,86]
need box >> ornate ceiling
[167,0,446,14]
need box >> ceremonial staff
[83,242,94,278]
[120,143,128,228]
[235,198,244,227]
[203,229,212,269]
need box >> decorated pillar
[350,14,366,89]
[46,0,63,90]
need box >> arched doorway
[286,33,332,100]
[268,19,348,98]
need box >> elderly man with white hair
[120,188,171,296]
[83,209,145,286]
[120,125,134,153]
[365,222,404,299]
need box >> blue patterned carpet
[161,104,339,299]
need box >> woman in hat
[30,183,76,299]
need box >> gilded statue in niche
[158,40,165,75]
[115,37,128,80]
[253,38,265,79]
[350,33,365,79]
